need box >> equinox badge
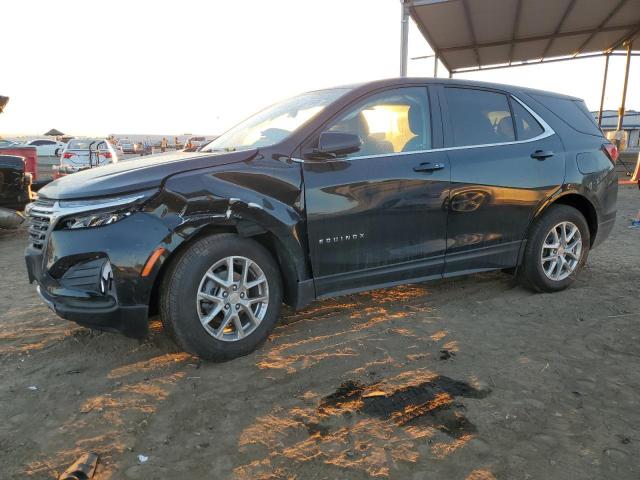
[319,233,365,245]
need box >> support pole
[597,54,610,127]
[400,1,409,77]
[434,55,438,78]
[617,42,632,132]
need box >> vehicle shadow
[13,276,504,479]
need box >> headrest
[496,116,514,140]
[407,104,423,134]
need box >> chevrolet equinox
[25,78,618,360]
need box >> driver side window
[326,87,431,159]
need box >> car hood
[39,149,258,200]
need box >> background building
[594,110,640,150]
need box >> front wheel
[160,234,282,361]
[518,205,590,292]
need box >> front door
[439,86,565,274]
[302,86,450,296]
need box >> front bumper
[25,211,173,338]
[35,284,148,337]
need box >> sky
[2,0,638,137]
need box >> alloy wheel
[196,256,269,341]
[540,221,582,281]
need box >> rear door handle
[413,162,445,172]
[531,150,554,160]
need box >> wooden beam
[573,0,629,56]
[461,0,481,67]
[617,42,633,131]
[451,51,640,74]
[407,3,455,74]
[541,0,578,61]
[597,54,610,126]
[606,25,640,53]
[508,0,523,65]
[439,24,640,53]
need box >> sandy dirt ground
[1,186,639,480]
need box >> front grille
[27,198,55,249]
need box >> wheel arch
[148,219,308,317]
[532,192,598,247]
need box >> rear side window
[444,88,515,147]
[512,100,544,140]
[532,94,602,137]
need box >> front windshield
[201,88,350,153]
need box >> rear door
[440,86,565,274]
[302,86,450,296]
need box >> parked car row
[0,139,21,148]
[23,138,66,157]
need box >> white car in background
[24,138,65,157]
[53,139,119,178]
[118,139,138,154]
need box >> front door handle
[531,150,554,160]
[413,162,445,172]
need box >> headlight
[62,211,131,229]
[57,190,157,230]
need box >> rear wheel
[518,205,590,292]
[160,233,282,361]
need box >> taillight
[63,152,75,159]
[102,151,112,159]
[602,143,618,164]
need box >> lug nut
[232,285,238,291]
[235,304,240,310]
[225,303,230,309]
[222,291,228,297]
[240,292,245,298]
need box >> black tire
[160,233,282,361]
[518,205,590,293]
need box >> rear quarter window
[532,94,602,137]
[512,100,544,140]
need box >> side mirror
[305,132,361,160]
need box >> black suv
[25,78,618,360]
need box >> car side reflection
[448,188,491,212]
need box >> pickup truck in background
[0,95,40,226]
[0,154,33,228]
[0,145,38,183]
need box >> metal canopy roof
[407,0,640,73]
